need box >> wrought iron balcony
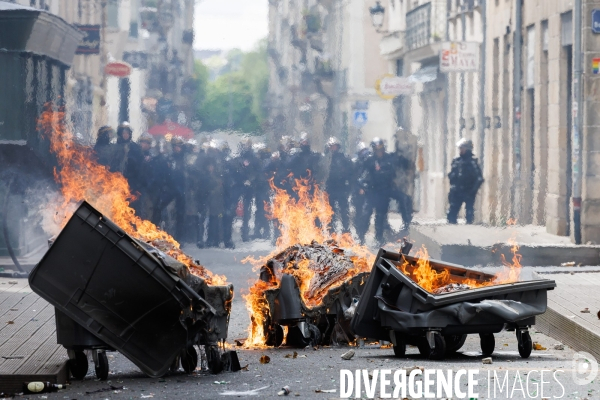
[405,1,446,52]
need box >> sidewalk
[536,271,600,362]
[405,222,600,266]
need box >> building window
[396,59,404,76]
[541,20,548,52]
[107,0,119,29]
[561,11,573,46]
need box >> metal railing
[405,1,446,51]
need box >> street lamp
[369,1,385,32]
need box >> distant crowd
[93,123,483,248]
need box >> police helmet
[326,136,341,148]
[370,137,385,150]
[456,138,474,150]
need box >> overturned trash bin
[29,201,233,378]
[250,241,369,348]
[351,249,556,360]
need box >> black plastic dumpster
[29,201,229,377]
[351,249,556,360]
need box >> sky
[193,0,269,52]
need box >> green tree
[194,60,210,106]
[197,72,260,132]
[194,39,268,134]
[240,39,269,127]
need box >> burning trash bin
[351,248,556,360]
[29,201,233,378]
[249,240,369,348]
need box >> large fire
[38,104,225,285]
[398,241,522,293]
[243,178,375,347]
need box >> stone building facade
[266,0,394,153]
[376,0,600,244]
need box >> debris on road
[284,352,298,359]
[533,342,547,350]
[406,366,424,373]
[315,388,336,393]
[259,355,270,364]
[482,357,493,364]
[560,261,576,267]
[581,308,590,313]
[85,386,124,394]
[554,343,564,350]
[277,386,291,396]
[219,386,270,396]
[341,350,355,360]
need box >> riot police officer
[447,138,484,224]
[253,142,272,240]
[352,142,371,236]
[325,137,353,233]
[358,138,394,245]
[233,137,260,242]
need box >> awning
[408,65,439,83]
[0,1,83,67]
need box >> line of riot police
[92,124,418,248]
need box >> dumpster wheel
[392,335,406,357]
[418,333,446,360]
[181,346,198,374]
[444,334,467,355]
[68,350,89,380]
[480,333,495,357]
[517,330,532,358]
[94,351,109,380]
[206,345,223,374]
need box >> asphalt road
[34,237,600,399]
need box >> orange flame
[243,177,374,347]
[38,104,225,285]
[399,240,523,293]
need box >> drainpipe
[572,0,583,244]
[478,0,486,168]
[443,0,450,172]
[460,8,466,137]
[512,0,523,219]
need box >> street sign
[75,25,100,55]
[593,10,600,33]
[440,42,480,72]
[104,62,132,77]
[352,111,368,128]
[377,76,415,97]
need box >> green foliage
[194,60,210,106]
[194,39,268,134]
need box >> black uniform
[253,152,273,239]
[359,152,395,244]
[162,149,187,241]
[289,145,323,184]
[447,150,484,224]
[232,148,261,242]
[391,151,414,229]
[351,152,370,236]
[205,149,235,249]
[326,150,353,232]
[137,147,169,222]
